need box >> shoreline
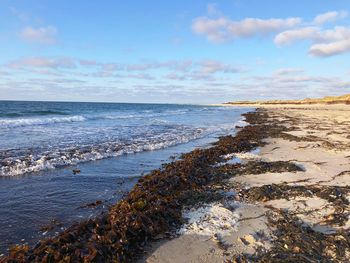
[143,105,350,262]
[0,104,247,254]
[2,105,350,262]
[1,109,263,262]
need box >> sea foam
[0,116,86,128]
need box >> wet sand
[142,105,350,262]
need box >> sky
[0,0,350,104]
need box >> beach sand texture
[143,105,350,262]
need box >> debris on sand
[178,202,240,237]
[253,210,350,262]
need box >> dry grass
[226,94,350,105]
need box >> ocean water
[0,101,249,253]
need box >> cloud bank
[192,16,301,42]
[192,9,350,57]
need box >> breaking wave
[0,109,192,128]
[0,128,207,176]
[0,116,87,128]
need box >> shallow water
[0,101,249,253]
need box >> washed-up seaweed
[4,108,348,262]
[256,210,350,262]
[243,184,350,204]
[213,161,303,178]
[232,109,350,262]
[231,209,350,262]
[1,110,270,262]
[241,183,350,228]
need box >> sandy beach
[2,104,350,262]
[2,0,350,261]
[142,105,350,262]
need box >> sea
[0,101,250,254]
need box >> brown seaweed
[1,110,269,262]
[3,108,349,262]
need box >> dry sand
[141,105,350,262]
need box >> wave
[0,110,70,118]
[0,113,246,177]
[0,128,207,176]
[26,110,70,116]
[0,109,191,128]
[0,116,86,128]
[98,109,190,120]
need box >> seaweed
[1,110,269,263]
[213,161,303,178]
[3,108,348,263]
[254,211,350,262]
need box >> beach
[2,104,350,262]
[142,104,350,262]
[2,0,350,261]
[0,102,248,260]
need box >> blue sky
[0,0,350,103]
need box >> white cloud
[29,69,64,76]
[192,16,302,42]
[92,71,115,78]
[192,8,350,58]
[8,57,75,69]
[273,68,304,75]
[4,57,245,86]
[165,73,187,81]
[197,60,243,74]
[241,72,349,100]
[126,63,156,71]
[319,26,350,42]
[101,63,121,71]
[274,27,319,46]
[79,59,98,66]
[127,73,155,80]
[2,56,349,103]
[275,26,350,56]
[273,9,350,57]
[161,60,244,81]
[125,60,193,72]
[313,11,347,25]
[20,26,57,44]
[309,39,350,57]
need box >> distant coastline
[221,93,350,106]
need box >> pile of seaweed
[2,110,269,262]
[214,161,303,178]
[239,184,350,262]
[232,209,350,263]
[256,210,350,262]
[230,109,350,262]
